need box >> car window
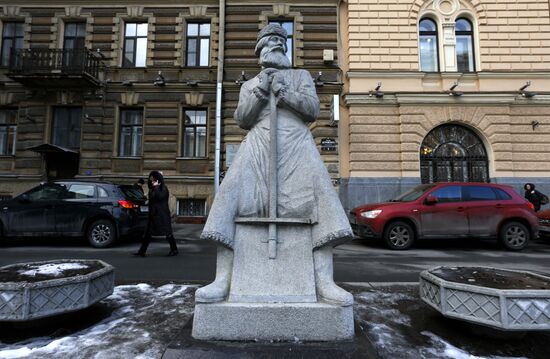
[119,185,146,201]
[392,184,435,202]
[495,188,512,200]
[98,186,109,198]
[430,186,462,203]
[68,184,95,199]
[26,184,68,201]
[466,186,497,201]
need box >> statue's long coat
[201,68,352,249]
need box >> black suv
[0,180,148,248]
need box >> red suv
[350,182,539,251]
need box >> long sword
[268,89,278,259]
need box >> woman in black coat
[524,183,544,212]
[134,171,178,256]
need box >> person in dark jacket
[134,171,178,256]
[524,183,544,212]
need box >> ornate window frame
[176,6,219,68]
[416,0,481,72]
[112,7,154,68]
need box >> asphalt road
[1,224,549,283]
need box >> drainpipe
[214,0,226,194]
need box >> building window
[186,22,210,67]
[419,18,439,72]
[1,22,24,67]
[182,109,207,158]
[123,22,148,67]
[420,124,488,184]
[119,108,143,157]
[52,107,82,149]
[64,22,86,50]
[269,20,293,65]
[0,109,17,156]
[455,18,475,73]
[63,22,86,68]
[177,198,206,216]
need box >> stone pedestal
[193,302,353,341]
[192,224,354,341]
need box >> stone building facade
[339,0,550,211]
[0,1,341,220]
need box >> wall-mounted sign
[320,138,337,152]
[225,144,240,167]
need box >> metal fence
[8,48,100,79]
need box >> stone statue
[193,24,354,341]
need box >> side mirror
[18,194,30,203]
[425,195,438,205]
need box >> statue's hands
[256,68,279,95]
[271,72,288,104]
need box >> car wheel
[87,219,117,248]
[383,221,415,250]
[499,221,529,251]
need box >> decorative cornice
[347,71,550,80]
[344,93,550,105]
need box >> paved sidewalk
[172,223,204,241]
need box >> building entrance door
[420,124,489,183]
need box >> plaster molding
[126,6,144,18]
[121,92,140,106]
[184,92,204,106]
[0,93,14,106]
[189,5,208,17]
[2,6,20,17]
[410,0,487,25]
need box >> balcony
[7,48,102,87]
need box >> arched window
[419,18,439,72]
[455,18,474,72]
[420,124,488,183]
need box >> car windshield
[390,184,436,202]
[119,185,146,201]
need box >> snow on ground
[0,283,546,359]
[0,284,196,359]
[18,263,89,277]
[351,285,535,359]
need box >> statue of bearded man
[196,24,353,306]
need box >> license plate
[139,206,149,213]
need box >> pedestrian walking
[524,183,548,212]
[133,171,178,256]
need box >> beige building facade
[338,0,550,210]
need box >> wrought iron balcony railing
[7,48,101,86]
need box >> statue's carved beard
[259,46,291,69]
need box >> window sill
[115,156,142,160]
[176,157,208,160]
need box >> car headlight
[360,210,382,219]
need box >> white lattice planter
[0,259,114,321]
[420,266,550,330]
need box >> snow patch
[0,284,195,359]
[17,263,89,278]
[422,331,528,359]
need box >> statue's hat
[255,23,288,56]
